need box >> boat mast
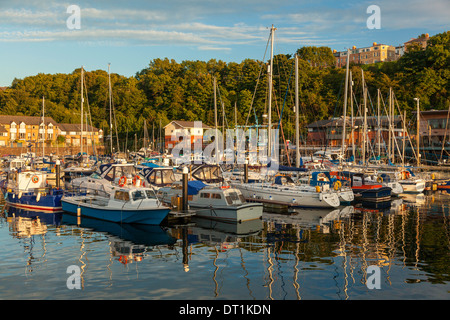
[362,69,367,166]
[214,77,219,164]
[268,25,275,158]
[415,97,420,166]
[350,71,355,164]
[340,48,350,165]
[80,66,84,156]
[42,96,45,158]
[377,89,381,160]
[295,53,300,167]
[108,63,113,155]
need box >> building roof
[308,116,401,128]
[58,123,99,132]
[164,120,211,129]
[0,115,58,126]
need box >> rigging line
[272,87,291,166]
[83,77,98,159]
[244,34,270,129]
[440,101,450,161]
[321,74,345,165]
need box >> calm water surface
[0,192,449,300]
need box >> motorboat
[157,180,263,223]
[331,171,392,202]
[296,171,355,204]
[2,169,63,212]
[69,162,144,193]
[61,187,170,225]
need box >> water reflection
[0,192,448,299]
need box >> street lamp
[414,98,420,166]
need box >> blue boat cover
[188,180,207,195]
[277,164,308,172]
[142,162,160,168]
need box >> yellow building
[334,42,398,67]
[0,115,60,147]
[58,123,103,147]
[0,115,102,147]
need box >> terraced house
[0,115,102,147]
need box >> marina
[0,2,449,303]
[0,190,448,300]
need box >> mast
[340,48,350,165]
[402,110,406,168]
[42,96,45,158]
[388,87,392,163]
[377,89,381,160]
[267,25,276,158]
[213,77,219,164]
[362,70,367,166]
[108,63,113,155]
[295,53,300,167]
[144,120,148,157]
[415,97,420,166]
[80,66,84,156]
[350,71,355,164]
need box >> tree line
[0,31,448,148]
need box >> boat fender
[315,186,321,193]
[118,176,127,187]
[18,191,22,199]
[333,181,342,191]
[36,192,41,202]
[431,173,436,180]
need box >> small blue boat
[2,170,63,212]
[61,187,170,225]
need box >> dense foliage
[0,31,448,147]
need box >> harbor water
[0,192,449,300]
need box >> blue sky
[0,0,448,86]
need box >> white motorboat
[157,180,263,223]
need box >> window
[211,193,221,199]
[132,191,145,201]
[200,193,210,198]
[114,191,130,201]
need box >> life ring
[132,175,142,186]
[315,186,321,193]
[333,181,342,191]
[377,176,383,183]
[31,175,39,184]
[118,176,127,187]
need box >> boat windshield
[132,190,146,201]
[90,172,101,179]
[145,190,157,199]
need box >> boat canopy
[277,164,308,172]
[187,180,208,195]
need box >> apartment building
[334,42,398,67]
[0,115,102,147]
